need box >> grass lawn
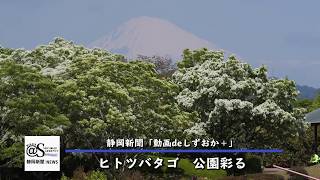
[147,155,227,179]
[178,158,227,178]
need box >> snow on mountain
[89,16,216,60]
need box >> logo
[24,136,60,171]
[26,143,45,157]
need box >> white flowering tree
[0,61,70,167]
[0,39,195,169]
[173,48,305,148]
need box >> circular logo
[26,143,45,157]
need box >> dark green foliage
[177,48,224,69]
[245,155,262,174]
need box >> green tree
[0,61,70,167]
[0,38,196,176]
[310,94,320,111]
[173,48,305,149]
[294,99,313,112]
[0,37,195,155]
[57,54,194,149]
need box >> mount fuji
[90,16,216,60]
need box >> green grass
[178,158,227,178]
[148,155,227,179]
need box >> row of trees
[0,38,309,178]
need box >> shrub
[72,167,86,180]
[245,154,263,174]
[61,175,70,180]
[86,170,107,180]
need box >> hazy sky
[1,0,320,87]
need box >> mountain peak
[90,16,215,60]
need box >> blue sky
[1,0,320,87]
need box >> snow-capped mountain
[90,16,216,60]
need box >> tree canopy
[0,39,195,168]
[0,61,70,167]
[0,39,312,177]
[173,48,305,148]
